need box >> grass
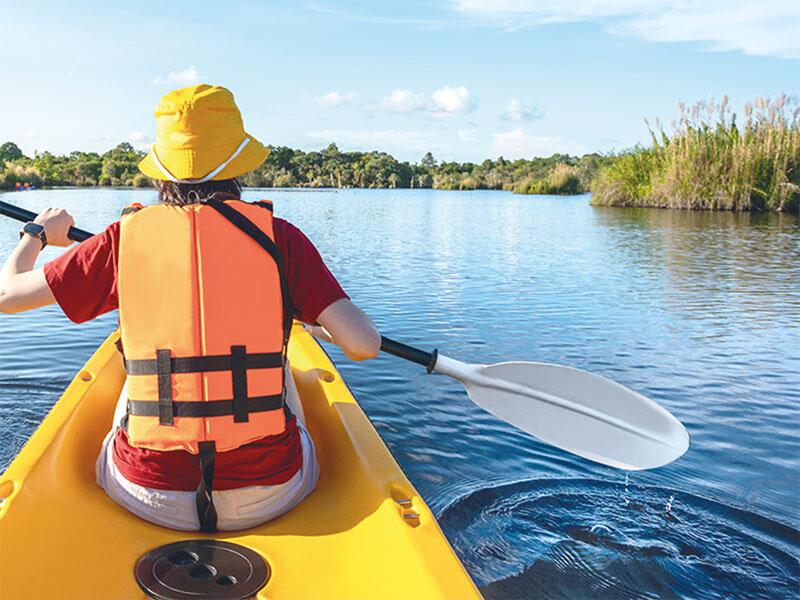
[513,163,582,195]
[591,95,800,212]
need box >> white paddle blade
[434,356,690,470]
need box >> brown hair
[153,178,242,205]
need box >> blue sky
[2,1,797,163]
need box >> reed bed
[591,95,800,212]
[512,163,582,195]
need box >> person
[0,84,381,531]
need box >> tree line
[2,93,797,212]
[0,140,605,196]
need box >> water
[1,188,799,598]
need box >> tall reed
[513,163,581,195]
[592,95,800,212]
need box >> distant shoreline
[1,184,592,195]
[2,94,797,212]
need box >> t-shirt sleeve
[43,222,120,324]
[278,220,348,324]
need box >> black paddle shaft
[0,199,94,242]
[1,198,440,371]
[380,336,438,373]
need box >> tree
[420,152,437,168]
[0,142,23,162]
[113,142,136,154]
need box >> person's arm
[0,208,74,314]
[312,298,381,361]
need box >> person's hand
[33,208,75,247]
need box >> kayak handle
[380,336,438,373]
[0,199,94,242]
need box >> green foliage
[513,163,581,195]
[0,141,23,162]
[0,142,151,190]
[0,139,598,196]
[592,95,800,212]
[420,152,437,168]
[3,95,794,212]
[2,163,43,189]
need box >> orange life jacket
[118,199,293,455]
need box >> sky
[1,1,798,163]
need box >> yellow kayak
[0,323,481,599]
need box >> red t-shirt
[44,212,347,491]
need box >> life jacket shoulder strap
[120,202,144,217]
[203,199,295,341]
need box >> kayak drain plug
[135,540,269,600]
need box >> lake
[1,188,798,598]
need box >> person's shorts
[95,363,319,531]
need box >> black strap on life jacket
[196,441,218,532]
[156,349,174,425]
[124,350,283,375]
[120,205,143,217]
[230,345,249,423]
[126,393,284,417]
[124,345,285,423]
[202,199,295,344]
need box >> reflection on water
[1,188,798,597]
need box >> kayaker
[0,84,381,532]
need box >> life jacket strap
[196,441,218,533]
[125,346,285,426]
[124,350,283,375]
[127,394,284,418]
[156,349,174,425]
[256,200,273,212]
[121,205,143,216]
[202,199,295,345]
[230,345,249,423]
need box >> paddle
[0,199,689,470]
[0,199,93,242]
[380,338,689,470]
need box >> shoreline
[3,187,798,216]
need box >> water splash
[665,494,676,518]
[440,478,800,599]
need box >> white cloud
[504,98,543,121]
[377,89,429,113]
[431,85,475,116]
[374,86,476,117]
[452,0,800,59]
[314,91,357,108]
[152,65,201,86]
[492,128,585,158]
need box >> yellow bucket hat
[138,84,268,182]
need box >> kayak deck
[0,323,481,599]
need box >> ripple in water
[439,478,800,599]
